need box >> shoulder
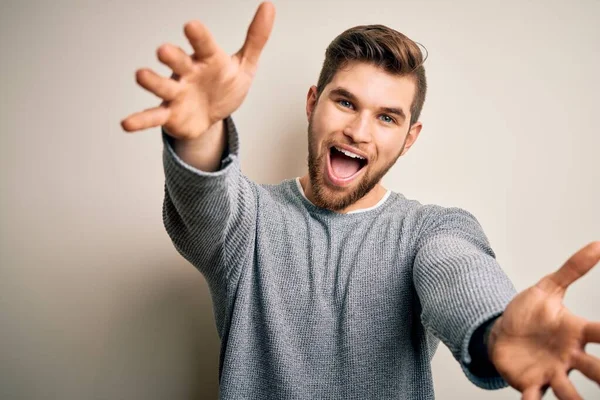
[383,192,485,241]
[382,191,476,223]
[252,179,305,211]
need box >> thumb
[537,241,600,293]
[237,2,276,68]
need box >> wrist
[467,316,502,379]
[171,119,227,172]
[172,119,224,148]
[486,316,502,365]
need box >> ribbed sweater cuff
[460,311,509,389]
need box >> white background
[1,0,599,398]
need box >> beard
[307,118,406,211]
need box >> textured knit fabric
[162,118,517,400]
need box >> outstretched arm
[413,206,517,389]
[120,4,276,304]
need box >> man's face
[306,61,422,211]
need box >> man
[122,3,600,399]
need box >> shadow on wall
[94,256,220,400]
[272,126,309,183]
[242,110,309,185]
[93,118,307,400]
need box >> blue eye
[339,100,353,109]
[379,114,394,124]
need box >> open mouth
[326,145,368,186]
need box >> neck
[298,174,388,214]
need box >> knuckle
[569,347,584,364]
[169,108,183,125]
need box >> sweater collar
[294,177,391,214]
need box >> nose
[343,113,372,144]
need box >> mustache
[307,120,373,160]
[321,139,371,157]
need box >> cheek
[308,115,329,156]
[374,134,404,163]
[314,102,349,133]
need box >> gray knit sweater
[162,118,517,399]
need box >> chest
[251,212,418,321]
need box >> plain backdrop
[1,0,599,399]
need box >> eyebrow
[329,87,407,122]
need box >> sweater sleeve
[413,206,517,390]
[161,117,257,291]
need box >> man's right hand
[121,2,275,143]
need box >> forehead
[326,62,415,112]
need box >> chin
[309,162,375,211]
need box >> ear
[400,121,423,156]
[306,85,318,121]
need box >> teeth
[334,146,365,160]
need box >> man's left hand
[488,241,600,399]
